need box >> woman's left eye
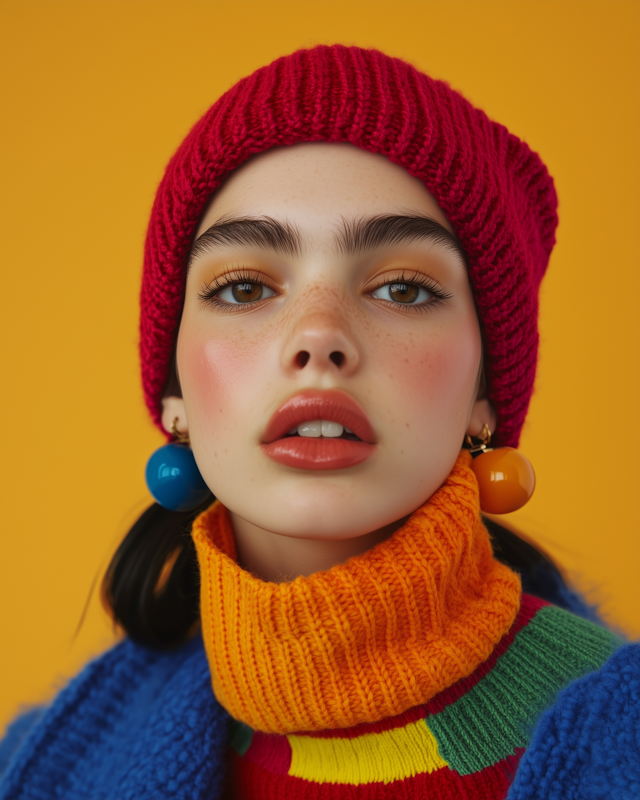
[216,282,276,304]
[371,282,433,305]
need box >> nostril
[295,351,310,368]
[330,351,345,367]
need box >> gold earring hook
[171,417,190,445]
[465,423,492,454]
[478,423,492,445]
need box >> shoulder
[503,596,639,799]
[424,595,622,777]
[449,595,636,799]
[0,636,230,800]
[509,640,640,799]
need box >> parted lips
[261,390,376,445]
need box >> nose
[281,310,360,377]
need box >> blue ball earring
[145,418,212,512]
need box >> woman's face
[174,142,488,540]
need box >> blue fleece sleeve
[0,637,229,800]
[508,642,640,800]
[0,708,46,780]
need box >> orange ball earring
[466,424,536,514]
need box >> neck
[229,511,408,582]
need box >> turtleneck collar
[191,451,521,734]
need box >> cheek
[416,339,477,399]
[374,323,481,423]
[178,329,271,427]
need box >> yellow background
[1,0,639,731]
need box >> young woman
[1,45,637,800]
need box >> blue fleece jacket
[0,631,638,799]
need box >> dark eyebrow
[188,216,301,271]
[187,213,466,271]
[336,214,466,263]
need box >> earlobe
[161,396,188,437]
[466,398,497,438]
[147,397,211,511]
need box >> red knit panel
[223,747,524,800]
[244,731,291,775]
[140,46,557,446]
[300,593,547,739]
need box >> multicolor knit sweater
[1,457,638,798]
[221,595,620,798]
[0,615,638,799]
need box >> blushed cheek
[379,329,481,420]
[178,330,271,428]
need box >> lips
[261,389,376,471]
[262,390,376,444]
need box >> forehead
[196,142,453,239]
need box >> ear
[466,398,497,438]
[161,396,188,437]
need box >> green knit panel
[427,607,621,775]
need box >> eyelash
[197,269,452,312]
[197,269,275,311]
[368,271,453,313]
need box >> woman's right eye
[216,282,276,304]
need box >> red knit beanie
[140,45,557,448]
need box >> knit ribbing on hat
[190,451,522,734]
[140,45,557,447]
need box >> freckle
[404,359,409,363]
[406,423,410,428]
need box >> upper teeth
[295,420,344,438]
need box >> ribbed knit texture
[222,596,622,799]
[191,451,521,734]
[140,44,557,447]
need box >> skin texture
[163,143,495,582]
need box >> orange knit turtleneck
[191,451,521,735]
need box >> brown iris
[388,282,419,303]
[231,282,263,303]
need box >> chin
[248,485,408,540]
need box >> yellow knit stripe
[287,719,448,784]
